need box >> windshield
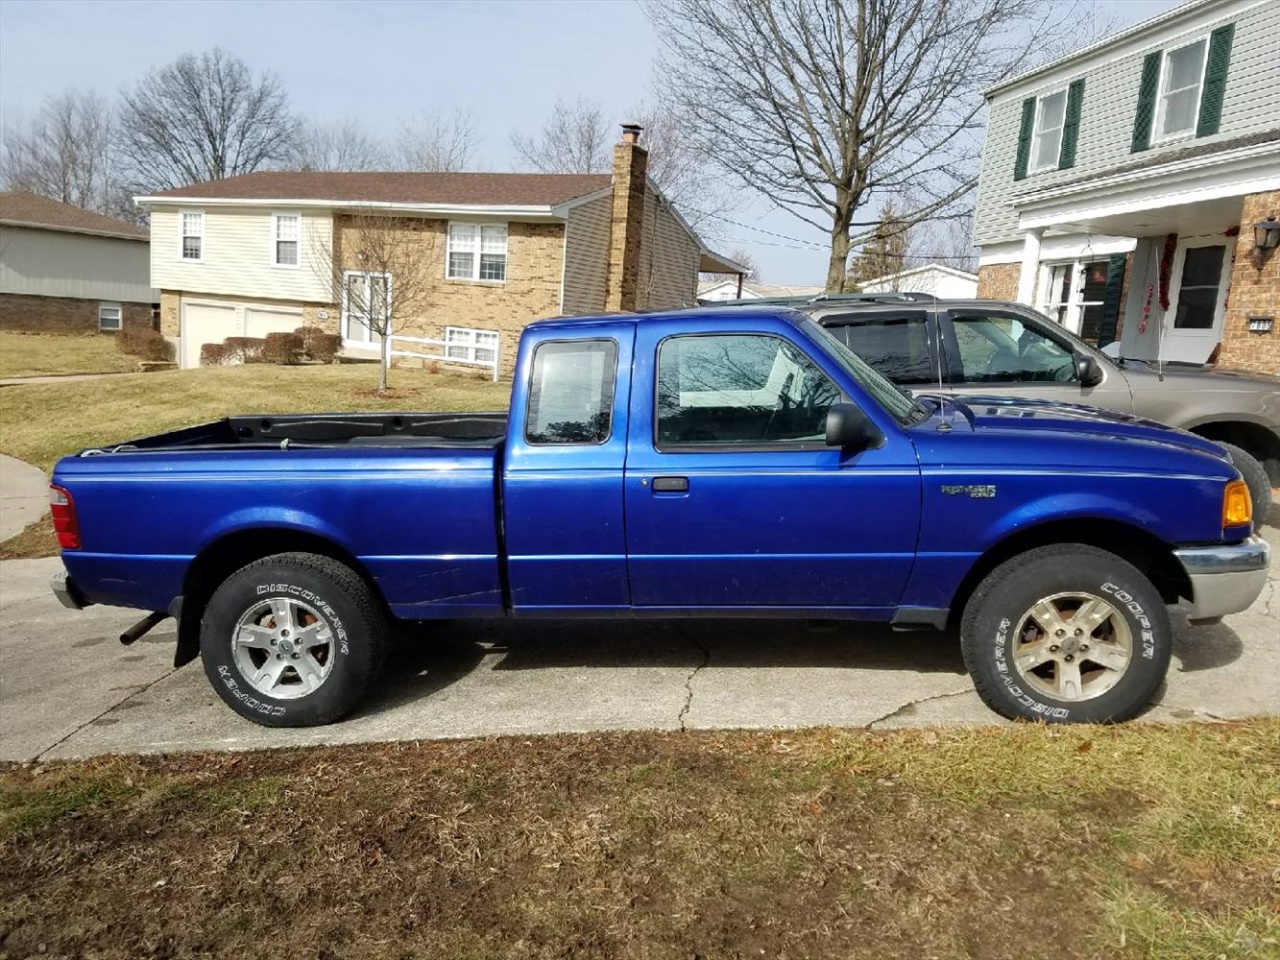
[803,317,920,423]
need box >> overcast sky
[1,0,1182,282]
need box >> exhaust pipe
[119,611,169,646]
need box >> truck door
[502,324,635,612]
[623,317,922,613]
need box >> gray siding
[562,193,611,315]
[974,0,1280,246]
[638,187,701,310]
[0,226,156,302]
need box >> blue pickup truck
[49,307,1268,727]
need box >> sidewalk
[0,454,48,540]
[0,372,133,387]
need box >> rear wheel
[961,545,1171,724]
[200,552,386,727]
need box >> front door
[1162,239,1231,364]
[623,321,922,613]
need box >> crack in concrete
[865,687,975,730]
[33,664,180,762]
[676,633,711,733]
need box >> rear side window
[525,339,617,444]
[827,311,934,385]
[656,334,839,447]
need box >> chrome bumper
[1174,536,1270,621]
[50,570,90,610]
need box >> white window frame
[180,209,205,262]
[1029,87,1068,174]
[1037,258,1110,337]
[341,270,393,346]
[97,302,123,332]
[271,211,301,268]
[1153,36,1209,144]
[445,221,508,283]
[445,326,499,364]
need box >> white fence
[388,334,500,381]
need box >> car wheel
[961,544,1171,724]
[200,552,387,727]
[1219,443,1273,527]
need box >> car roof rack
[703,291,929,308]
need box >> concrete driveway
[2,526,1276,761]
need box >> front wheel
[200,552,387,727]
[961,545,1171,724]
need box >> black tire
[960,544,1172,724]
[1219,443,1273,527]
[200,552,387,727]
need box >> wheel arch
[1186,419,1280,484]
[947,517,1191,629]
[173,527,381,668]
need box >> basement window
[98,302,122,332]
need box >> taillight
[49,484,80,550]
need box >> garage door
[245,306,304,340]
[181,302,238,369]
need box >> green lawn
[2,721,1277,959]
[0,361,510,473]
[0,331,137,379]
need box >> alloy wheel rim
[1011,591,1133,702]
[231,597,335,700]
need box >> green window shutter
[1058,79,1085,169]
[1131,51,1162,152]
[1097,253,1128,348]
[1014,97,1035,181]
[1197,23,1235,137]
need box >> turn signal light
[1223,479,1252,529]
[49,484,80,550]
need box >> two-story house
[137,125,743,372]
[973,0,1280,374]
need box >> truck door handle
[651,476,689,493]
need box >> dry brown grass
[2,721,1276,960]
[0,331,136,379]
[0,514,56,560]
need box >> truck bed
[75,412,509,455]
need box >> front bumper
[1174,536,1270,621]
[50,570,91,610]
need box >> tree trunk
[379,332,391,392]
[826,228,852,292]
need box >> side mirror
[825,403,879,450]
[1075,354,1104,387]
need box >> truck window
[952,313,1077,384]
[826,311,934,385]
[656,334,839,447]
[525,339,618,444]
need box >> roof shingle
[141,171,614,207]
[0,191,148,240]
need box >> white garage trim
[178,297,307,369]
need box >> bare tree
[312,211,438,391]
[118,48,298,191]
[705,246,761,281]
[509,97,727,229]
[510,97,611,175]
[288,119,388,172]
[646,0,1082,291]
[394,109,479,172]
[847,198,912,286]
[911,210,978,271]
[0,90,131,218]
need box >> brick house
[973,0,1280,374]
[0,191,157,334]
[137,126,742,373]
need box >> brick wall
[335,215,564,376]
[976,263,1020,300]
[605,136,648,313]
[0,292,153,334]
[1217,190,1280,376]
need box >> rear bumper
[1174,536,1270,621]
[50,570,91,610]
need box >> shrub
[262,331,303,365]
[118,328,173,362]
[293,326,325,351]
[223,337,266,364]
[200,342,230,366]
[308,333,343,363]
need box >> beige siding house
[0,192,156,333]
[139,126,739,373]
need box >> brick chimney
[605,123,648,312]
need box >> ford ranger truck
[48,307,1270,727]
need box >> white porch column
[1015,229,1044,305]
